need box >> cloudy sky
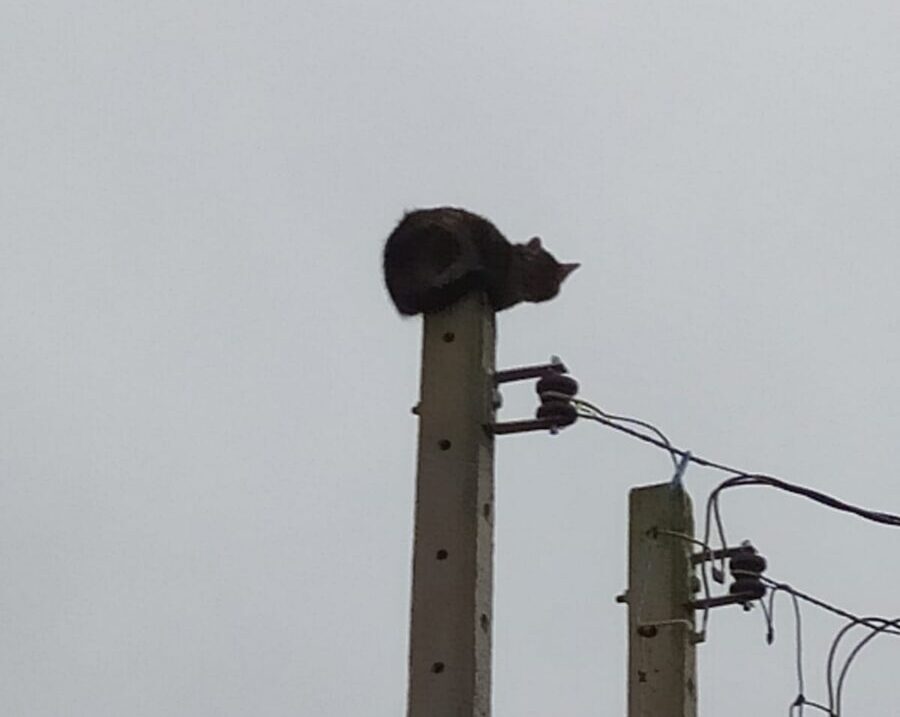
[3,1,900,715]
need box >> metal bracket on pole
[493,356,567,384]
[490,356,580,436]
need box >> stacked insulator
[728,546,767,601]
[535,373,579,429]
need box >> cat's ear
[558,262,580,280]
[526,236,543,251]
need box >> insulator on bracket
[534,373,579,428]
[689,541,768,611]
[728,547,767,601]
[490,358,580,435]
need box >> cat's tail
[384,209,484,315]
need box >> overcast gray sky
[3,1,900,715]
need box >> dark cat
[383,207,579,315]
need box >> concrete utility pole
[626,483,698,717]
[407,293,496,717]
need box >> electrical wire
[752,578,900,716]
[571,397,680,469]
[708,475,900,529]
[577,400,900,529]
[825,616,900,715]
[792,699,831,715]
[574,395,900,529]
[834,617,900,715]
[571,395,900,714]
[752,578,900,715]
[571,397,747,474]
[573,395,900,578]
[705,474,900,590]
[763,578,900,635]
[762,582,806,714]
[826,621,859,711]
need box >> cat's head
[519,236,580,303]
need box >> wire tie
[671,451,692,488]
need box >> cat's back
[384,207,509,259]
[383,207,512,315]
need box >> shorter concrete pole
[627,483,697,717]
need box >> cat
[383,207,579,315]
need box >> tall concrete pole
[407,293,496,717]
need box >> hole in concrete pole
[442,332,455,343]
[438,439,451,450]
[483,503,492,519]
[432,662,445,674]
[480,614,489,632]
[436,549,448,560]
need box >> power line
[761,583,806,714]
[761,578,900,715]
[576,396,900,592]
[826,616,900,716]
[573,396,900,715]
[573,398,746,474]
[703,475,900,589]
[570,398,680,468]
[761,578,900,636]
[708,475,900,528]
[573,397,900,531]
